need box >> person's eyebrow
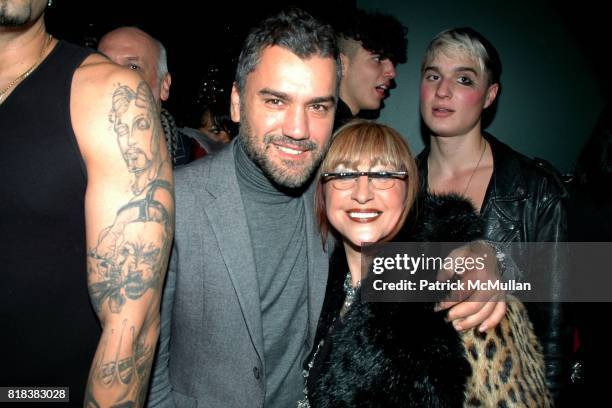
[258,88,290,101]
[308,95,336,105]
[453,66,478,75]
[423,66,479,75]
[258,89,336,105]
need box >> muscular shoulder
[71,56,146,140]
[72,53,140,102]
[70,55,159,168]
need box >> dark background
[46,0,609,115]
[45,0,609,171]
[45,0,356,125]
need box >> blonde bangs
[321,120,409,173]
[315,119,419,248]
[314,120,419,247]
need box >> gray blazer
[148,141,329,408]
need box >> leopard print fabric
[462,297,552,407]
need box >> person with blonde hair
[416,27,569,400]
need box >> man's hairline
[237,45,340,97]
[98,27,168,85]
[339,35,399,66]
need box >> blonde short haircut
[421,27,502,86]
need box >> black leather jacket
[417,133,571,401]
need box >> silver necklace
[343,272,360,311]
[462,139,487,196]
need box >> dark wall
[45,0,355,125]
[359,0,607,172]
[46,0,607,172]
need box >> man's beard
[238,112,330,189]
[123,147,151,174]
[0,1,33,27]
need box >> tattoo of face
[89,219,168,313]
[108,82,164,196]
[87,81,173,315]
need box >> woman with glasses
[316,124,418,285]
[300,120,550,407]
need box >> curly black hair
[335,9,408,65]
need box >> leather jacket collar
[484,133,529,201]
[416,132,529,205]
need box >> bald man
[98,27,191,165]
[98,27,171,106]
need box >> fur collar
[309,193,483,407]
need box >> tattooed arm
[71,58,174,407]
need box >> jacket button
[253,367,261,380]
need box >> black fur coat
[307,194,484,408]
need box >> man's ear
[484,83,499,109]
[230,82,241,123]
[160,72,171,102]
[339,52,349,77]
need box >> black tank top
[0,41,101,406]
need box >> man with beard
[148,9,338,407]
[148,8,505,408]
[0,1,174,406]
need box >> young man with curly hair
[333,9,408,129]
